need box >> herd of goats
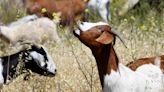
[0,0,163,92]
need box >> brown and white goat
[73,22,164,92]
[23,0,86,26]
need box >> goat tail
[154,56,161,68]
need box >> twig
[62,28,92,89]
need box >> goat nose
[54,69,57,73]
[81,22,84,25]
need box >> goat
[127,55,164,72]
[0,17,61,45]
[23,0,86,26]
[0,44,57,85]
[73,21,164,92]
[86,0,110,22]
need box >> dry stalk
[62,28,92,91]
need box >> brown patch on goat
[127,55,164,73]
[24,0,86,26]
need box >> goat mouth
[73,29,80,37]
[77,25,82,31]
[44,71,56,77]
[76,21,84,30]
[73,23,82,37]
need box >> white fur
[29,51,46,67]
[79,22,109,32]
[154,56,161,67]
[0,59,4,84]
[74,22,109,36]
[74,29,80,36]
[87,0,110,22]
[8,14,38,27]
[0,17,61,44]
[103,63,163,92]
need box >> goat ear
[96,31,113,44]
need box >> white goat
[0,16,61,45]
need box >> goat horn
[110,29,127,48]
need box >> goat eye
[44,63,47,68]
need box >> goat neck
[92,43,119,87]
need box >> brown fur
[24,0,86,26]
[127,55,164,72]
